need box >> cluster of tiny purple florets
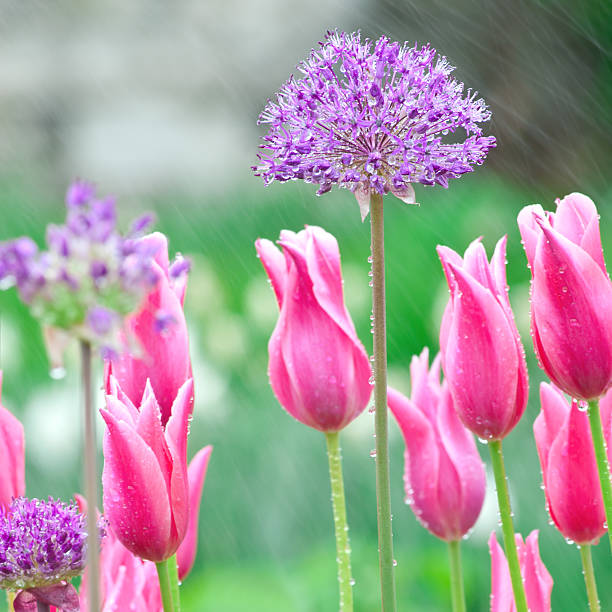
[254,30,496,199]
[0,497,99,590]
[0,180,160,344]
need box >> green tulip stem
[587,399,612,552]
[80,340,100,612]
[447,540,466,612]
[156,555,181,612]
[370,192,397,611]
[488,439,528,612]
[325,431,354,611]
[579,544,600,612]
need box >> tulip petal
[445,262,519,439]
[0,375,25,507]
[101,408,172,561]
[177,445,213,580]
[517,204,546,271]
[489,532,514,612]
[521,531,553,612]
[255,238,287,308]
[546,404,606,544]
[533,223,612,399]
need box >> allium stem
[488,440,528,612]
[7,591,15,611]
[325,431,354,611]
[587,399,612,552]
[370,192,397,611]
[156,555,181,612]
[447,540,466,612]
[579,544,601,612]
[80,340,100,612]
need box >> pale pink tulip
[437,237,528,440]
[489,531,552,612]
[105,232,192,425]
[101,377,193,562]
[534,383,608,544]
[256,226,371,432]
[0,371,25,508]
[388,349,485,540]
[518,194,612,400]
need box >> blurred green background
[1,1,612,610]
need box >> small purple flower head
[254,30,496,219]
[0,497,103,590]
[0,180,162,352]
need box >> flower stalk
[488,440,528,612]
[370,192,397,611]
[587,399,612,551]
[156,555,181,612]
[81,340,100,612]
[447,540,466,612]
[325,431,354,611]
[579,545,600,612]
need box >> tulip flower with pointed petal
[534,383,608,544]
[105,232,192,425]
[256,225,372,432]
[101,376,193,562]
[518,194,612,401]
[489,531,552,612]
[437,237,528,440]
[0,372,25,509]
[388,349,485,541]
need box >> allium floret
[0,497,102,590]
[254,30,496,217]
[0,180,161,349]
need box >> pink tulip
[437,237,528,440]
[0,371,25,508]
[518,194,612,400]
[176,445,213,580]
[489,531,552,612]
[255,226,372,432]
[534,382,609,544]
[101,376,193,562]
[388,349,486,540]
[105,232,192,425]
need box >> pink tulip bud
[489,531,552,612]
[176,445,213,581]
[534,383,608,544]
[0,372,25,509]
[101,377,193,562]
[437,237,528,440]
[105,232,192,425]
[255,226,372,432]
[518,194,612,400]
[388,349,485,540]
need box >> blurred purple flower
[253,30,495,216]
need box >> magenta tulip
[0,371,25,509]
[489,531,552,612]
[518,193,612,400]
[105,232,192,425]
[534,382,608,544]
[255,226,371,432]
[437,237,528,440]
[388,349,485,540]
[101,376,193,562]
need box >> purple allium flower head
[0,180,161,350]
[0,497,103,590]
[253,30,496,218]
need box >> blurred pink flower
[437,237,528,440]
[256,226,371,432]
[388,349,485,540]
[518,193,612,400]
[534,383,608,544]
[489,531,552,612]
[0,371,25,509]
[105,232,192,425]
